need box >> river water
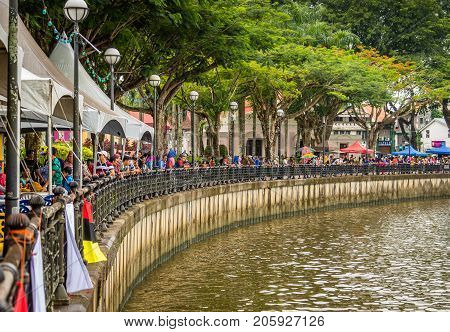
[124,199,449,312]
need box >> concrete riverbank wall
[62,174,450,312]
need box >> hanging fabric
[65,203,93,292]
[13,281,28,312]
[30,232,46,312]
[9,227,34,312]
[82,198,106,263]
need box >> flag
[82,199,107,264]
[13,281,28,312]
[65,203,93,293]
[30,232,46,312]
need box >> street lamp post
[64,0,89,185]
[230,101,238,159]
[277,109,285,163]
[104,48,121,158]
[189,91,199,166]
[149,75,161,165]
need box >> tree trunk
[295,117,302,155]
[443,98,449,128]
[213,117,220,157]
[368,128,379,152]
[260,117,272,159]
[284,119,288,157]
[302,120,312,147]
[252,110,257,156]
[228,112,232,156]
[196,115,203,157]
[398,117,410,143]
[176,105,183,154]
[259,113,277,160]
[238,98,245,156]
[410,112,417,149]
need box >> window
[419,118,424,125]
[426,130,430,138]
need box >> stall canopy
[392,145,428,157]
[0,0,78,127]
[50,40,153,141]
[426,146,450,155]
[340,141,374,154]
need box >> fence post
[52,187,70,306]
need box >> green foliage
[308,0,449,57]
[219,145,228,157]
[18,0,448,151]
[204,146,213,157]
[431,108,444,119]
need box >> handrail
[0,163,449,311]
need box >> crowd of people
[0,146,448,196]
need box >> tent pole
[47,116,52,194]
[93,133,98,176]
[5,0,20,219]
[110,134,114,157]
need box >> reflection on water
[124,199,450,312]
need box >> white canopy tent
[50,40,153,141]
[0,0,78,127]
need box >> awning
[392,145,428,157]
[1,0,76,124]
[426,146,450,155]
[50,41,153,140]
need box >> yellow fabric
[83,240,107,264]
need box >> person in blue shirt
[62,166,74,192]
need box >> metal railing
[0,163,448,311]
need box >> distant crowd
[0,147,448,195]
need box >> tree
[114,0,271,156]
[239,61,298,158]
[306,0,449,57]
[177,69,241,157]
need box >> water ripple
[124,199,450,312]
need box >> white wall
[421,119,450,150]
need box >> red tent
[340,141,374,154]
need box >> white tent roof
[0,0,152,141]
[50,41,153,140]
[0,0,76,124]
